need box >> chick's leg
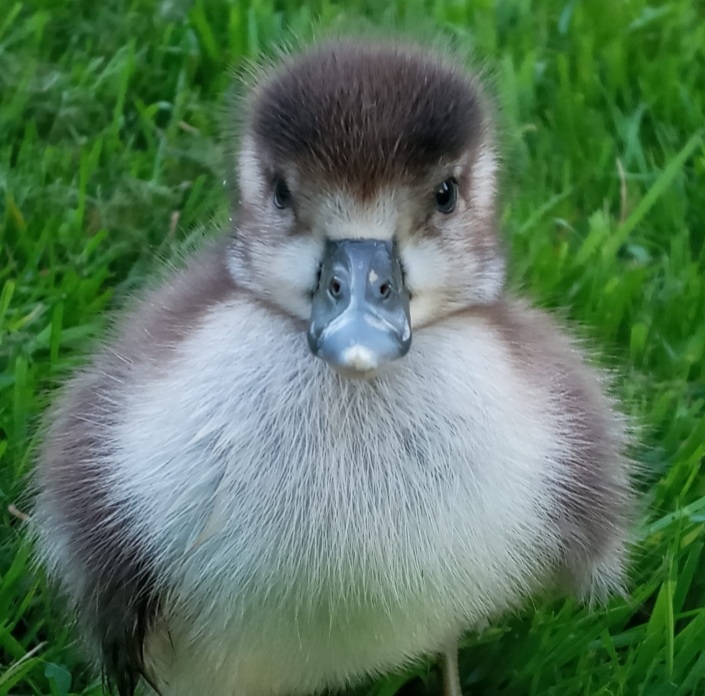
[440,642,463,696]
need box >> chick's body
[34,40,633,696]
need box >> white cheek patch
[402,240,451,292]
[402,240,452,327]
[238,136,265,204]
[261,237,323,320]
[477,254,506,303]
[320,192,398,241]
[469,144,498,214]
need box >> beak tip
[340,344,379,372]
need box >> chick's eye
[434,178,457,214]
[273,178,291,209]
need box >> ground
[1,0,704,694]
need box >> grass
[1,0,704,694]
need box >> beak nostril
[309,240,412,370]
[329,277,342,299]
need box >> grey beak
[307,239,412,376]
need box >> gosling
[34,39,634,696]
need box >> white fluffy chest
[114,301,563,693]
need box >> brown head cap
[248,41,486,196]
